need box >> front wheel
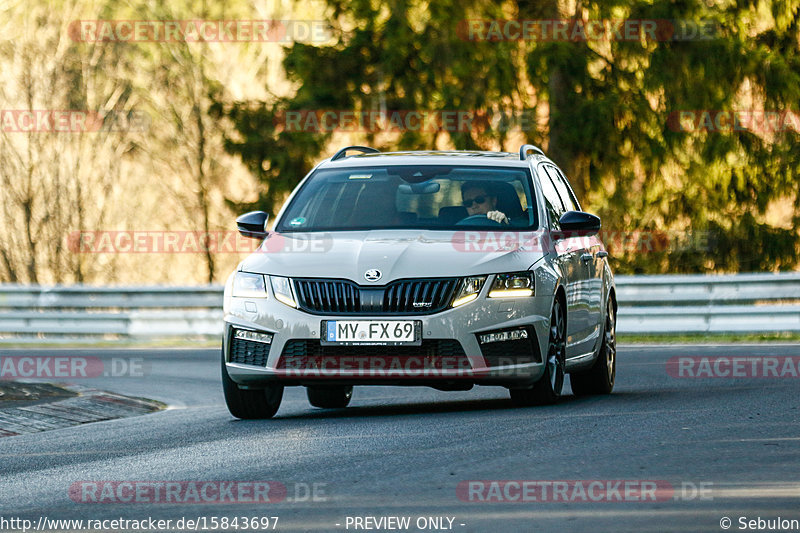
[570,298,616,396]
[221,354,283,419]
[307,385,353,409]
[509,298,566,407]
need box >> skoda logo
[364,269,382,282]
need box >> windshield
[276,165,538,232]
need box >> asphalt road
[0,344,799,533]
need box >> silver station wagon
[221,145,617,418]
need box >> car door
[546,165,603,354]
[536,163,583,359]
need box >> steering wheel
[455,214,504,227]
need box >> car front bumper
[223,294,552,388]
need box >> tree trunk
[517,0,584,199]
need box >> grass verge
[618,332,800,344]
[0,382,77,403]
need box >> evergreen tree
[222,0,800,273]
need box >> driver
[461,182,509,224]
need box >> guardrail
[0,286,224,342]
[0,273,798,342]
[615,272,800,334]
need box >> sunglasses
[462,195,490,208]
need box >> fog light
[234,329,273,344]
[478,328,528,344]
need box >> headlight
[488,272,534,298]
[452,276,487,307]
[232,272,268,298]
[270,276,297,308]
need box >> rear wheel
[221,353,283,419]
[570,298,616,396]
[509,298,566,406]
[307,385,353,409]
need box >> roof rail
[519,144,545,160]
[331,145,380,161]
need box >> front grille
[293,278,459,315]
[229,337,271,366]
[277,339,469,370]
[383,278,459,313]
[479,327,541,367]
[294,279,361,313]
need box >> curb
[0,383,163,437]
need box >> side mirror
[557,211,601,237]
[236,211,270,239]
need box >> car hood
[239,230,545,282]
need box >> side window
[547,166,580,212]
[536,165,565,230]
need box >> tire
[221,353,283,419]
[509,297,566,407]
[570,297,616,396]
[307,385,353,409]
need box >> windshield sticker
[289,217,306,226]
[348,174,373,179]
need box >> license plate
[321,320,421,345]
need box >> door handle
[581,253,593,262]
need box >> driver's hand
[487,210,509,224]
